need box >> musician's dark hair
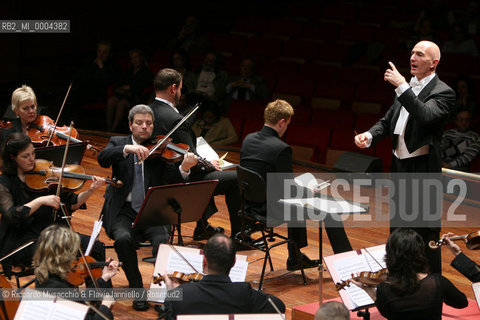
[203,233,236,275]
[385,228,429,296]
[153,68,182,92]
[1,133,33,175]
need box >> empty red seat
[211,33,248,56]
[285,124,331,163]
[282,39,321,61]
[312,109,355,130]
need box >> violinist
[441,232,480,282]
[97,104,197,311]
[353,229,467,320]
[0,133,106,277]
[0,85,38,145]
[150,68,241,241]
[33,224,119,320]
[163,233,285,319]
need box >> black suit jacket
[150,99,198,154]
[164,274,285,320]
[368,75,455,172]
[97,135,183,237]
[240,126,311,222]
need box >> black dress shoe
[193,224,224,241]
[133,299,150,311]
[286,254,321,271]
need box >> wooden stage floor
[8,130,480,320]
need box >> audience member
[414,0,456,33]
[458,0,480,35]
[354,228,467,320]
[405,19,441,50]
[441,110,480,171]
[163,233,285,319]
[106,49,154,132]
[453,76,477,117]
[169,49,192,79]
[441,232,480,282]
[166,15,211,55]
[184,51,228,108]
[442,24,479,57]
[314,301,350,320]
[225,58,270,102]
[192,103,239,146]
[69,40,121,122]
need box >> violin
[66,256,122,287]
[27,115,103,153]
[144,135,216,172]
[335,268,388,291]
[0,274,20,320]
[25,159,123,192]
[152,272,203,285]
[0,120,13,129]
[429,230,480,250]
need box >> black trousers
[390,154,442,274]
[111,203,169,288]
[193,169,242,237]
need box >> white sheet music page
[196,136,236,169]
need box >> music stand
[34,142,87,166]
[132,180,218,245]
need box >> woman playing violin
[0,133,106,277]
[0,85,39,145]
[34,224,119,320]
[441,232,480,282]
[354,228,467,320]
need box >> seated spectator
[405,19,441,50]
[184,51,228,108]
[453,76,477,117]
[314,301,350,320]
[169,48,191,79]
[442,24,479,57]
[166,15,211,55]
[163,233,285,319]
[224,57,270,111]
[441,110,480,171]
[458,0,480,36]
[192,103,239,146]
[106,48,154,132]
[69,40,121,122]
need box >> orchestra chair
[235,165,307,291]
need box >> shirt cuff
[122,146,128,158]
[365,131,373,148]
[395,82,410,97]
[179,166,190,179]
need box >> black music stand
[34,142,87,166]
[132,180,218,246]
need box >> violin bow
[168,244,200,274]
[137,102,201,165]
[46,82,72,147]
[362,247,384,270]
[0,240,35,263]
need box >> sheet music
[295,173,330,190]
[166,251,248,282]
[196,137,236,170]
[14,289,89,320]
[84,219,102,256]
[280,197,366,214]
[362,248,386,271]
[472,282,480,310]
[333,255,375,308]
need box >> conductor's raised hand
[354,132,369,149]
[124,144,150,162]
[384,61,406,87]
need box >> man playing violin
[0,133,106,279]
[163,233,285,319]
[97,104,197,311]
[1,85,39,145]
[149,68,241,242]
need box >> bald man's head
[410,40,441,80]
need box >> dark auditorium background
[1,0,479,170]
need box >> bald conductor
[353,41,456,274]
